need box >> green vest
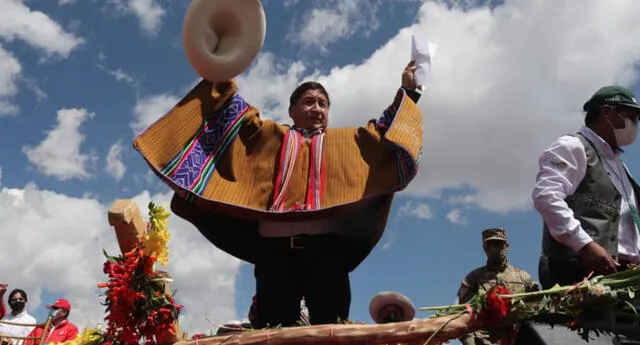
[541,132,633,263]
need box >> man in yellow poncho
[134,60,424,328]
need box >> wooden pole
[173,314,473,345]
[108,199,147,254]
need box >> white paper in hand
[411,33,438,90]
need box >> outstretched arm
[457,277,478,345]
[359,61,423,189]
[374,60,422,130]
[133,79,267,179]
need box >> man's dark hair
[584,106,602,126]
[289,81,330,108]
[8,289,27,302]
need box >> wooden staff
[108,199,147,253]
[176,314,472,345]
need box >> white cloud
[58,0,75,5]
[133,170,157,189]
[447,194,476,206]
[283,0,300,8]
[23,79,48,104]
[0,183,240,334]
[22,108,97,181]
[131,93,180,134]
[286,0,382,52]
[236,52,306,120]
[0,0,84,58]
[96,64,139,88]
[0,0,82,115]
[105,141,127,181]
[446,209,469,226]
[128,0,165,35]
[182,0,640,214]
[0,45,21,116]
[398,201,434,220]
[108,0,166,36]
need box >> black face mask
[9,301,25,312]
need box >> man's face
[9,292,26,312]
[379,304,404,323]
[289,89,329,131]
[483,240,508,258]
[49,306,67,321]
[604,105,640,129]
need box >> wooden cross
[107,199,184,344]
[108,199,147,254]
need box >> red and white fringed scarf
[270,129,326,212]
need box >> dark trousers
[254,234,352,328]
[538,255,587,290]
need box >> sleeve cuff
[568,230,594,252]
[402,87,421,103]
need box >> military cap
[583,85,640,112]
[482,227,507,242]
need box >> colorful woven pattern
[160,95,249,196]
[377,89,422,188]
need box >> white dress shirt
[0,311,36,345]
[532,126,640,262]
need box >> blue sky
[2,0,640,340]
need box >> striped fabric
[271,130,326,211]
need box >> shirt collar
[292,126,324,138]
[9,310,27,318]
[579,126,623,158]
[52,319,68,330]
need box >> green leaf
[623,300,638,315]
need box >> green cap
[583,85,640,112]
[482,227,507,242]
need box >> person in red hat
[23,299,78,345]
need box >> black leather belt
[265,234,340,250]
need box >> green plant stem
[419,269,640,315]
[422,311,466,345]
[419,305,467,311]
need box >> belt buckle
[290,236,305,249]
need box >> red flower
[98,241,183,345]
[478,285,512,327]
[191,334,205,340]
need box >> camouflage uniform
[456,228,539,345]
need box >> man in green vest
[533,85,640,289]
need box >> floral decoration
[97,202,182,345]
[421,265,640,342]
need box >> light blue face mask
[48,308,64,318]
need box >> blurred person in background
[23,299,77,345]
[0,285,37,345]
